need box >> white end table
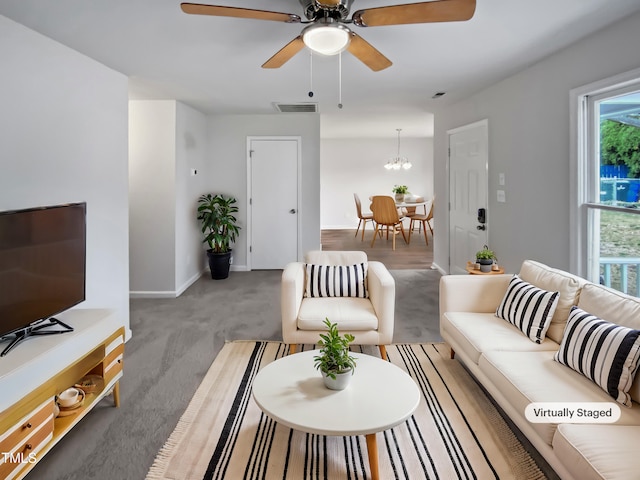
[252,350,420,480]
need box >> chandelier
[384,129,412,170]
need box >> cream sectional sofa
[440,260,640,480]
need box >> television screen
[0,203,86,339]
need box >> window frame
[570,67,640,280]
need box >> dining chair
[353,193,375,241]
[404,195,426,231]
[370,195,408,250]
[408,198,434,246]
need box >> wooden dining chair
[354,193,375,241]
[408,199,434,246]
[404,196,426,232]
[370,196,408,250]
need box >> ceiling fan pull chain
[338,52,343,109]
[308,51,314,98]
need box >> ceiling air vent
[273,102,318,113]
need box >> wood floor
[321,225,433,270]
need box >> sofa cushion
[553,424,640,480]
[577,283,640,403]
[554,306,640,407]
[495,275,559,343]
[478,351,640,446]
[304,263,368,298]
[442,312,559,365]
[297,297,378,331]
[518,260,587,344]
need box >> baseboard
[431,262,447,275]
[322,225,356,230]
[130,271,203,299]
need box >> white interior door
[448,120,489,274]
[249,137,300,269]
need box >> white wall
[0,16,130,334]
[129,101,176,294]
[175,102,208,293]
[321,137,433,228]
[207,114,321,268]
[433,10,640,274]
[129,100,207,297]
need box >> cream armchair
[281,251,395,359]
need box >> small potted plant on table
[314,319,357,390]
[392,185,409,202]
[197,193,240,280]
[475,245,497,273]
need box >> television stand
[0,317,74,357]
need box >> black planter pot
[477,258,493,273]
[207,249,232,280]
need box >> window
[572,70,640,297]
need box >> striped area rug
[146,342,548,480]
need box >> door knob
[289,209,296,214]
[477,225,486,231]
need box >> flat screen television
[0,202,86,356]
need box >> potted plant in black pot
[313,319,357,390]
[197,193,240,280]
[475,245,497,273]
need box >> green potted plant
[475,245,497,272]
[197,193,240,280]
[392,185,409,202]
[314,318,357,390]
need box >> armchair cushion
[304,263,368,298]
[298,297,378,331]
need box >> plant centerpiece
[392,184,409,202]
[475,245,497,272]
[314,318,357,391]
[197,193,240,280]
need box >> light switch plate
[499,173,505,186]
[497,190,506,203]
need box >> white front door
[448,120,489,274]
[248,137,300,269]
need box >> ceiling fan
[180,0,476,72]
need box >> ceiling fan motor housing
[299,0,353,21]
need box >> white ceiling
[2,0,640,138]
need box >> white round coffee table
[252,349,420,480]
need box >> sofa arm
[439,274,512,317]
[281,262,305,343]
[367,261,395,343]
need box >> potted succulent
[314,318,357,390]
[197,193,240,280]
[392,185,409,202]
[476,245,497,272]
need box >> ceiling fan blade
[352,0,476,27]
[181,3,301,23]
[347,33,392,72]
[317,0,342,6]
[262,36,305,69]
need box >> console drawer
[0,400,53,457]
[0,402,54,480]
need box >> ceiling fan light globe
[402,161,412,170]
[302,24,351,56]
[384,162,393,170]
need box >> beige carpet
[146,342,547,480]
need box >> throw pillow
[304,263,368,298]
[554,306,640,407]
[495,275,559,343]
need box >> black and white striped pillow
[304,263,368,298]
[554,306,640,407]
[496,275,559,343]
